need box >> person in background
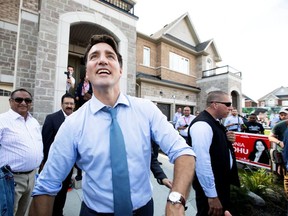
[268,109,288,178]
[243,113,265,134]
[189,90,240,216]
[175,106,196,144]
[248,139,270,165]
[172,107,182,127]
[224,107,244,132]
[66,65,75,93]
[150,145,172,189]
[0,88,43,216]
[195,110,200,116]
[269,112,279,128]
[75,73,93,108]
[29,34,195,216]
[41,93,75,216]
[281,127,288,196]
[254,108,269,128]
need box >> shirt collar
[8,108,32,120]
[61,109,68,118]
[89,92,130,114]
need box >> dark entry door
[157,103,171,121]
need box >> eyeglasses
[11,97,32,104]
[210,101,232,107]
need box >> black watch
[167,191,187,210]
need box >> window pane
[169,52,189,74]
[143,47,150,66]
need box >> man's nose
[98,55,108,64]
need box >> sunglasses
[11,97,32,104]
[210,101,232,107]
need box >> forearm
[171,155,195,198]
[29,195,55,216]
[165,155,195,215]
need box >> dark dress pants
[53,169,73,216]
[193,178,230,216]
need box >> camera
[64,71,70,79]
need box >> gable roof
[258,86,288,100]
[148,12,221,60]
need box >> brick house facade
[0,1,242,122]
[136,13,242,120]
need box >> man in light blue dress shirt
[29,35,196,216]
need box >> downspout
[13,0,23,90]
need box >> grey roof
[258,86,288,100]
[136,72,200,90]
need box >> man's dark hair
[254,108,267,115]
[10,88,32,99]
[83,34,123,68]
[67,65,74,69]
[61,93,74,104]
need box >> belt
[12,170,34,175]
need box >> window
[0,89,11,96]
[282,100,288,106]
[143,46,150,66]
[169,52,189,74]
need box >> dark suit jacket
[42,110,65,162]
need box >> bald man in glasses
[0,88,43,216]
[188,91,240,216]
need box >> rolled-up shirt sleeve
[190,121,217,198]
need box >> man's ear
[120,68,123,75]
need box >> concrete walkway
[63,154,197,216]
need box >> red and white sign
[233,132,271,169]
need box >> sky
[134,0,288,101]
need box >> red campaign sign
[233,132,271,169]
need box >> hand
[165,202,185,216]
[67,78,71,84]
[226,131,235,143]
[162,178,173,189]
[224,210,232,216]
[208,197,223,216]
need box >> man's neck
[93,87,120,107]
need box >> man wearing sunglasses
[188,91,240,216]
[0,88,43,216]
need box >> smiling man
[29,35,196,216]
[0,88,43,216]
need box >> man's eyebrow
[88,49,116,56]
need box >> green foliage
[240,168,273,195]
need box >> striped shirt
[0,109,43,172]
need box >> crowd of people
[1,34,287,216]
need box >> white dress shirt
[175,114,196,137]
[32,93,195,213]
[0,109,43,172]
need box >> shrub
[240,168,273,195]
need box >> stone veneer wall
[30,0,136,124]
[0,28,17,78]
[15,19,39,106]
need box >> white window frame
[143,46,150,66]
[169,52,189,74]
